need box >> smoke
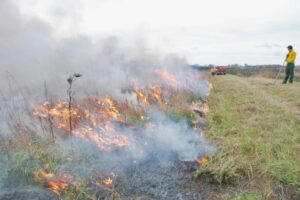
[0,1,212,197]
[56,111,212,170]
[0,0,194,97]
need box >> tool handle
[273,61,286,84]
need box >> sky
[13,0,300,65]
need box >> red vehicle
[211,67,228,75]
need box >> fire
[132,79,166,106]
[37,170,73,196]
[33,100,85,132]
[197,157,208,165]
[91,171,116,188]
[32,69,206,152]
[202,103,210,115]
[73,124,130,152]
[132,80,149,105]
[154,69,179,88]
[102,178,113,187]
[136,88,149,105]
[149,85,164,106]
[101,172,116,187]
[96,98,124,122]
[23,67,212,198]
[33,97,130,152]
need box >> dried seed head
[74,73,82,78]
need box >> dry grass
[0,81,205,199]
[230,66,300,82]
[196,75,300,199]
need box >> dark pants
[283,63,295,83]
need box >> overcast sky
[13,0,300,65]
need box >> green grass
[196,75,300,199]
[166,107,198,124]
[233,193,261,200]
[1,136,61,186]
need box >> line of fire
[3,67,213,199]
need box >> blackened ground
[0,187,58,200]
[116,159,203,200]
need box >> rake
[266,61,286,86]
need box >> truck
[211,67,228,75]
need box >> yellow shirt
[286,50,297,63]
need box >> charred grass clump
[196,75,300,199]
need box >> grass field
[197,75,300,200]
[230,66,300,82]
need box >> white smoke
[0,0,213,191]
[0,0,192,98]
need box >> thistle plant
[67,73,82,134]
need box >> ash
[0,187,58,200]
[117,159,202,200]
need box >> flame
[33,100,85,132]
[28,67,212,196]
[37,170,73,196]
[132,80,149,105]
[131,79,166,107]
[202,103,210,115]
[73,124,129,152]
[102,178,113,187]
[97,98,124,122]
[197,157,208,165]
[33,97,130,152]
[154,69,179,88]
[149,85,164,106]
[101,172,116,187]
[136,89,149,105]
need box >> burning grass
[196,75,300,199]
[0,69,213,199]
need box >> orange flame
[136,89,149,105]
[33,100,84,132]
[102,178,113,187]
[132,80,150,105]
[131,79,166,107]
[37,170,73,196]
[197,157,208,165]
[33,97,130,152]
[96,98,124,122]
[149,85,164,106]
[73,124,130,152]
[101,172,116,187]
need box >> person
[283,45,297,84]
